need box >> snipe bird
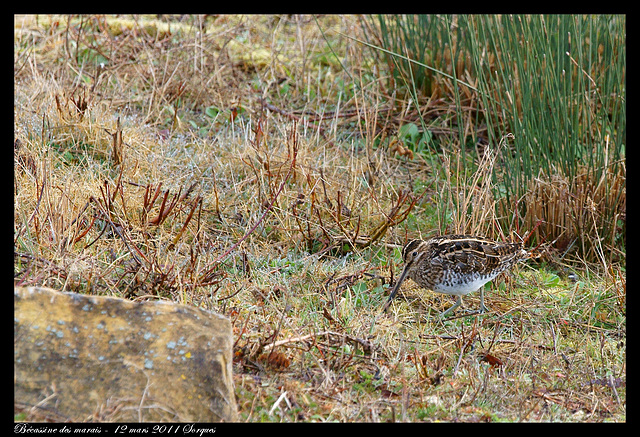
[383,235,529,317]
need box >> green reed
[369,14,625,262]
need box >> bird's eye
[412,251,418,257]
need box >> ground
[14,15,625,422]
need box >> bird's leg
[439,296,462,317]
[478,287,488,314]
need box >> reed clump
[367,14,626,264]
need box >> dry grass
[15,14,625,422]
[520,161,626,266]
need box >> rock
[14,286,238,422]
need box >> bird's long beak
[382,262,412,312]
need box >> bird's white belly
[432,274,495,296]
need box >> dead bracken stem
[199,122,299,279]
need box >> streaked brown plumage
[383,235,529,317]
